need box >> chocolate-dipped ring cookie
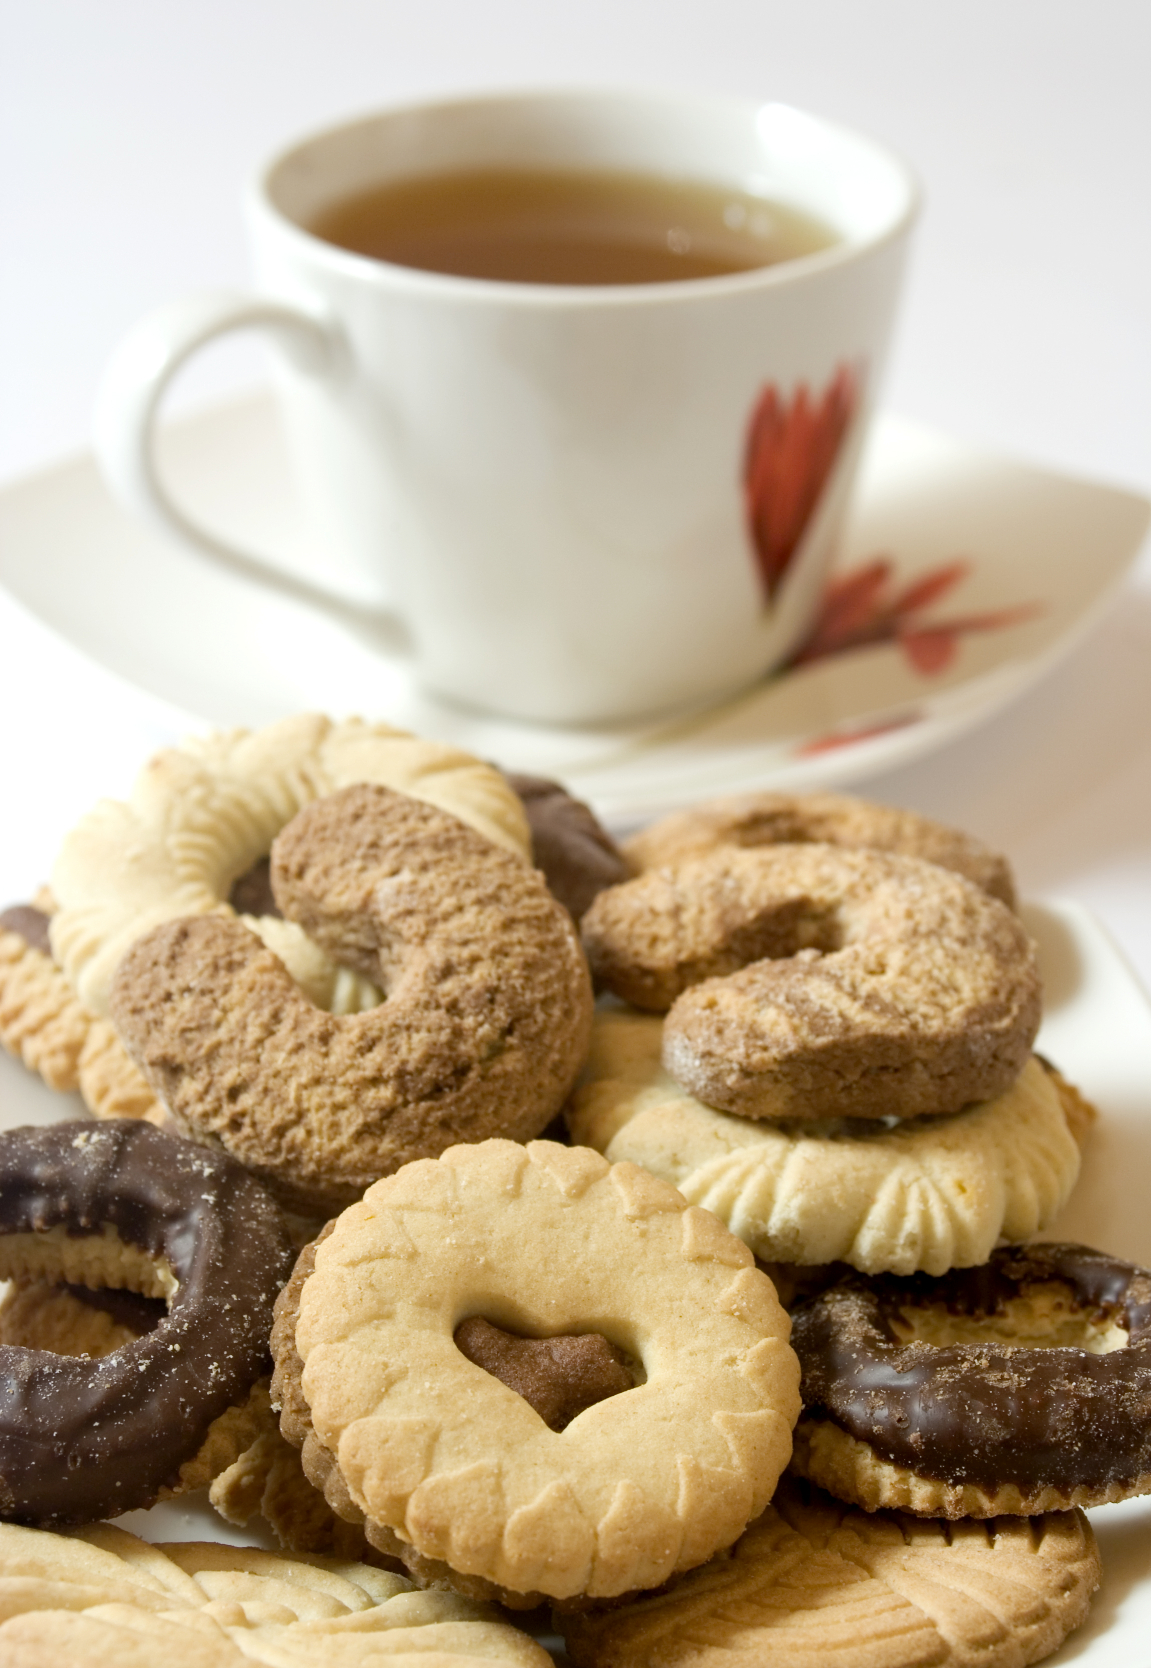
[568,1015,1084,1276]
[789,1243,1151,1517]
[626,789,1016,907]
[273,1139,801,1605]
[505,772,630,920]
[112,785,594,1214]
[582,845,1039,1121]
[50,713,532,1020]
[0,1119,293,1526]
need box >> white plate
[0,898,1148,1661]
[0,399,1146,822]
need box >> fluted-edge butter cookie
[568,1013,1085,1276]
[272,1139,801,1605]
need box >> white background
[1,7,1151,1659]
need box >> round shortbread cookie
[0,1520,552,1668]
[273,1139,801,1603]
[625,789,1016,907]
[50,713,532,1019]
[562,1478,1100,1668]
[567,1013,1084,1276]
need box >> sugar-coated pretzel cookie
[504,772,631,920]
[562,1477,1100,1668]
[567,1014,1084,1276]
[582,845,1040,1121]
[625,789,1016,907]
[50,713,532,1020]
[0,1119,293,1526]
[271,1139,801,1605]
[0,1520,553,1668]
[789,1243,1151,1517]
[111,786,594,1214]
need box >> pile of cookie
[0,713,1147,1668]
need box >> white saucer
[0,398,1146,822]
[0,898,1149,1664]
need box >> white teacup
[96,89,918,725]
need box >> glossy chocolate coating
[0,1120,293,1526]
[0,905,52,957]
[792,1243,1151,1492]
[506,772,630,921]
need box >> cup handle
[93,291,367,618]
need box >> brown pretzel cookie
[0,1521,555,1668]
[111,786,593,1215]
[271,1140,800,1606]
[50,714,532,1020]
[504,772,631,920]
[582,845,1040,1122]
[625,790,1016,907]
[0,1119,294,1526]
[789,1243,1151,1517]
[568,1017,1085,1275]
[562,1477,1100,1668]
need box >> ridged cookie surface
[563,1478,1099,1668]
[567,1014,1082,1276]
[0,1521,552,1668]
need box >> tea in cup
[96,89,919,724]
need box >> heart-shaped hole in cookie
[454,1315,637,1432]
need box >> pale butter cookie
[50,713,532,1020]
[562,1478,1099,1668]
[582,846,1040,1121]
[112,787,593,1214]
[567,1013,1084,1276]
[272,1139,801,1604]
[0,1520,553,1668]
[625,789,1016,907]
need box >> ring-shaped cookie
[50,713,532,1019]
[625,789,1015,907]
[276,1139,801,1602]
[788,1243,1151,1516]
[0,1119,293,1526]
[582,845,1040,1120]
[111,786,594,1214]
[567,1013,1083,1276]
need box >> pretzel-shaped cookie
[111,785,594,1214]
[582,844,1040,1121]
[625,789,1016,907]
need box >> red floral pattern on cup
[789,556,1041,674]
[744,364,859,602]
